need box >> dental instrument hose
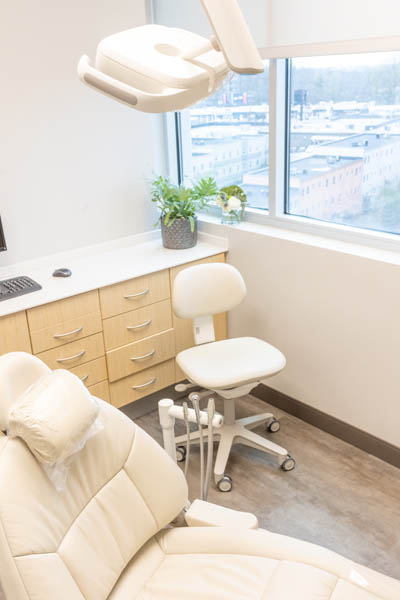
[182,401,191,478]
[203,397,215,501]
[190,393,204,501]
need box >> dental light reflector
[78,1,264,113]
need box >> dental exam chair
[0,352,399,600]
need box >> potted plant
[151,175,218,249]
[216,184,247,224]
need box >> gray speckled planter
[160,216,197,249]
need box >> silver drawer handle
[131,377,156,390]
[53,326,83,339]
[130,349,156,361]
[80,374,89,382]
[56,350,86,363]
[126,319,152,331]
[124,289,149,299]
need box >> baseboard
[253,384,400,469]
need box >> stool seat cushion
[176,337,286,390]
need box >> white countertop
[0,231,229,318]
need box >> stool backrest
[173,262,246,319]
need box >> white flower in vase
[227,196,241,211]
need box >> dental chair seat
[176,337,286,390]
[0,352,399,600]
[112,527,400,600]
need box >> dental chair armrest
[184,499,258,529]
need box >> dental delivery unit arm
[77,0,264,113]
[158,395,222,501]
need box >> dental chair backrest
[0,353,188,600]
[0,352,50,431]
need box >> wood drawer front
[70,356,108,388]
[103,299,172,351]
[0,311,32,354]
[99,270,170,319]
[31,311,102,354]
[110,359,175,408]
[88,380,110,403]
[27,290,100,331]
[107,329,175,382]
[36,332,105,370]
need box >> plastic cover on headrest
[0,352,51,432]
[8,369,103,490]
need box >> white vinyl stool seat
[177,337,286,390]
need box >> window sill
[198,212,400,267]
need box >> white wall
[266,0,400,49]
[0,0,159,266]
[200,221,400,449]
[153,0,268,48]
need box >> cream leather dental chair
[173,263,294,491]
[1,352,400,600]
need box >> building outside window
[181,51,400,240]
[287,52,400,235]
[188,64,270,209]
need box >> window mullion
[269,59,288,218]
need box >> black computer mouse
[52,268,72,278]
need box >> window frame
[166,57,400,253]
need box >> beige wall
[0,0,158,266]
[200,220,400,449]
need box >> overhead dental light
[77,0,264,113]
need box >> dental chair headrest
[0,352,51,431]
[8,369,100,466]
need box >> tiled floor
[132,394,400,581]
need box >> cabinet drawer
[88,380,110,403]
[103,299,172,350]
[30,312,102,354]
[36,332,105,370]
[27,290,100,331]
[70,356,107,388]
[106,329,175,382]
[110,359,175,408]
[0,311,32,354]
[99,270,170,319]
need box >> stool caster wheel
[217,475,232,492]
[176,446,186,463]
[280,455,296,472]
[267,418,280,433]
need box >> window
[186,63,269,209]
[287,52,400,235]
[173,51,400,248]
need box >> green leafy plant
[151,175,218,232]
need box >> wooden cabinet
[27,290,100,330]
[110,359,175,408]
[106,329,175,382]
[0,252,227,409]
[99,270,170,319]
[0,312,31,355]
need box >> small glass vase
[220,202,246,225]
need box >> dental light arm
[78,0,264,113]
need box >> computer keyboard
[0,276,42,302]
